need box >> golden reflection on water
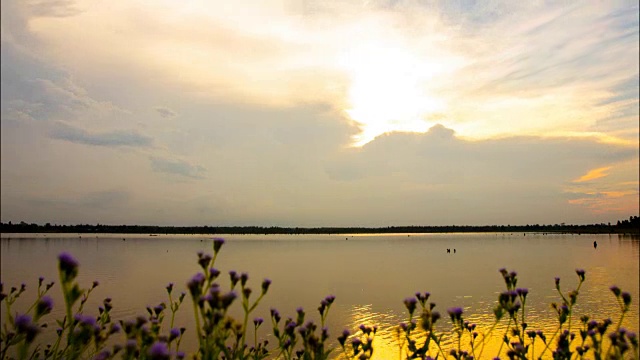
[337,301,636,360]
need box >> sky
[1,0,638,227]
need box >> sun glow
[339,44,448,147]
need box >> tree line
[1,216,638,234]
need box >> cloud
[155,106,177,118]
[26,0,81,18]
[1,1,637,227]
[150,156,205,179]
[573,167,612,183]
[50,122,153,147]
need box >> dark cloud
[27,0,81,18]
[155,107,178,118]
[326,125,636,183]
[50,122,153,147]
[150,157,206,179]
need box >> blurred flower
[270,308,281,323]
[187,273,205,296]
[58,253,79,281]
[169,328,181,341]
[213,238,225,253]
[516,288,529,298]
[404,297,417,315]
[447,307,464,322]
[15,314,39,343]
[35,296,54,318]
[148,341,170,360]
[261,279,271,294]
[197,254,212,270]
[254,317,264,327]
[242,287,252,299]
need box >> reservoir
[1,233,638,358]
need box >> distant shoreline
[1,218,638,235]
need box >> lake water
[1,233,638,359]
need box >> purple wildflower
[94,350,110,360]
[213,238,225,253]
[187,273,205,296]
[197,254,212,270]
[35,296,54,318]
[221,291,237,308]
[15,314,39,342]
[253,317,264,327]
[153,303,165,316]
[229,271,239,287]
[610,285,621,297]
[447,307,464,321]
[404,297,417,314]
[270,308,281,323]
[242,287,252,299]
[15,314,32,331]
[148,341,170,360]
[58,252,79,281]
[125,339,137,351]
[261,278,272,294]
[431,311,441,323]
[169,328,181,341]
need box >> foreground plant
[395,268,638,360]
[1,240,637,359]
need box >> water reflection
[1,233,638,359]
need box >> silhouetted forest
[1,216,638,234]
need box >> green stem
[191,300,203,355]
[496,318,512,358]
[530,338,535,360]
[432,333,447,359]
[538,326,560,359]
[478,320,499,359]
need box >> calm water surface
[1,233,638,358]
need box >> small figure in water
[594,241,598,249]
[447,248,450,253]
[454,249,457,253]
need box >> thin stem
[478,319,499,359]
[191,300,203,355]
[538,326,560,359]
[496,318,512,358]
